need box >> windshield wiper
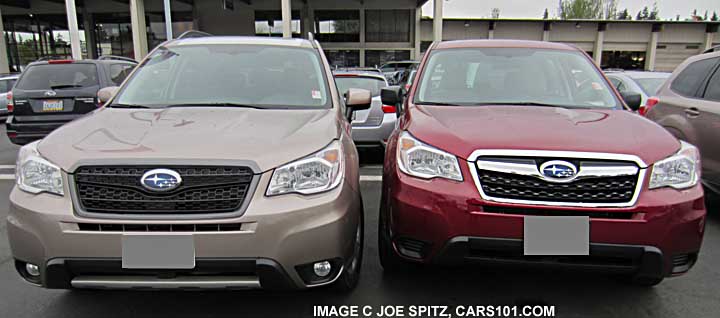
[164,103,265,109]
[49,84,83,90]
[107,103,151,109]
[417,101,463,106]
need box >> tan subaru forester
[7,34,371,291]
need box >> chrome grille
[470,153,644,207]
[74,166,254,215]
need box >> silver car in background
[0,74,19,116]
[605,70,670,106]
[334,71,396,150]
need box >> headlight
[649,141,700,190]
[396,131,462,181]
[266,140,344,196]
[16,142,64,195]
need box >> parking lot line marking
[360,175,382,182]
[0,174,15,180]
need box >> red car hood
[408,105,679,165]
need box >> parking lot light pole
[0,7,10,73]
[164,0,173,40]
[433,0,443,42]
[281,0,292,39]
[64,0,83,60]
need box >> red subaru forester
[379,40,706,286]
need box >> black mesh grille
[477,170,638,204]
[74,166,254,214]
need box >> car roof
[434,39,578,51]
[26,59,135,68]
[606,71,671,79]
[168,36,315,49]
[0,74,19,80]
[333,72,387,81]
[381,61,418,65]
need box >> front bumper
[351,113,397,148]
[384,157,706,278]
[7,171,362,290]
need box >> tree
[617,8,630,20]
[604,0,618,19]
[558,0,603,19]
[704,10,708,21]
[491,8,500,19]
[648,3,659,20]
[543,8,549,19]
[712,11,719,21]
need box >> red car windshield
[414,48,619,109]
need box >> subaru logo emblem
[44,91,57,97]
[539,160,577,182]
[140,169,182,191]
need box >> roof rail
[703,45,720,54]
[98,55,138,63]
[177,30,212,39]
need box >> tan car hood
[38,107,340,173]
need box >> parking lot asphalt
[0,126,718,318]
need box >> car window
[704,69,720,101]
[115,45,330,108]
[0,79,14,93]
[633,77,668,95]
[608,77,627,92]
[15,64,99,90]
[16,63,99,90]
[416,48,618,108]
[335,76,386,97]
[107,63,135,85]
[670,57,719,97]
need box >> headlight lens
[649,141,700,190]
[266,140,344,196]
[16,142,64,195]
[396,131,462,181]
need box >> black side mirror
[381,86,405,116]
[620,91,642,111]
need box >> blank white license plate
[523,216,589,255]
[122,235,195,269]
[42,100,64,112]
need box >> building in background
[1,0,718,73]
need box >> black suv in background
[6,56,137,145]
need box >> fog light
[313,261,332,277]
[25,263,40,277]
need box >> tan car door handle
[685,107,701,117]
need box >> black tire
[378,209,407,272]
[333,211,364,292]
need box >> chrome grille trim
[467,149,647,208]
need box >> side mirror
[97,86,120,104]
[381,86,403,106]
[344,88,372,120]
[620,91,642,111]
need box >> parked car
[334,71,396,149]
[379,61,418,85]
[398,67,418,93]
[5,56,137,145]
[645,50,720,196]
[605,70,670,110]
[335,67,383,75]
[379,40,705,287]
[0,73,19,116]
[8,36,369,291]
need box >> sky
[421,0,719,20]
